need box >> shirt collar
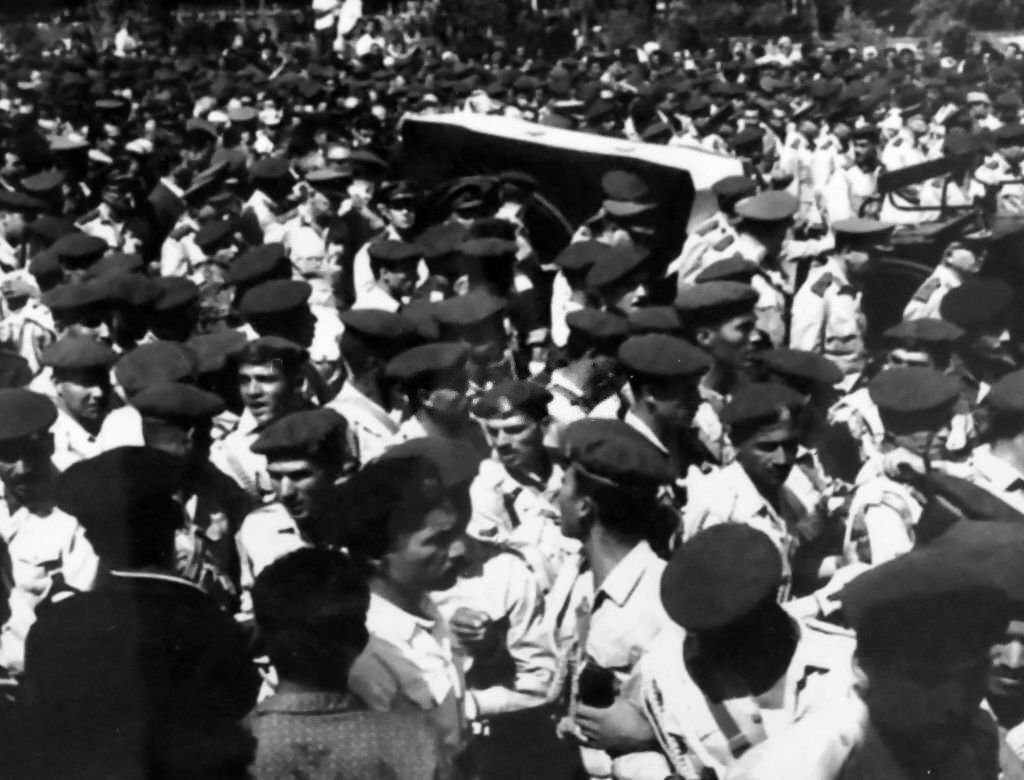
[597,540,657,607]
[621,409,669,455]
[365,591,439,644]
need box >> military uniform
[903,262,963,321]
[822,163,880,223]
[640,618,855,778]
[432,538,557,717]
[235,500,306,618]
[790,256,866,385]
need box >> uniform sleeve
[473,556,557,717]
[353,242,376,299]
[822,170,854,225]
[789,285,827,353]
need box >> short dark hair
[571,464,657,540]
[253,548,370,689]
[327,456,448,560]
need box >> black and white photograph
[0,0,1023,777]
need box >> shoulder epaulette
[712,234,735,252]
[810,271,835,297]
[912,276,942,303]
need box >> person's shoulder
[240,502,298,537]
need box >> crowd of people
[2,4,1024,780]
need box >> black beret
[250,156,292,181]
[99,273,161,307]
[459,237,518,261]
[661,525,782,631]
[627,306,682,335]
[239,335,308,363]
[755,348,843,387]
[132,381,225,421]
[566,308,630,340]
[367,240,423,265]
[385,342,468,382]
[27,216,79,247]
[734,191,798,222]
[618,334,711,378]
[89,251,144,278]
[940,278,1013,329]
[251,408,348,456]
[42,281,109,312]
[675,280,758,317]
[433,291,506,328]
[0,189,44,213]
[41,335,117,370]
[153,277,200,312]
[884,318,963,346]
[868,366,960,416]
[984,369,1024,416]
[194,220,235,253]
[562,418,672,486]
[695,256,759,284]
[472,379,552,419]
[839,543,1008,665]
[711,175,758,201]
[0,389,57,440]
[994,123,1024,145]
[21,170,64,198]
[228,243,290,286]
[115,341,199,395]
[380,436,484,487]
[186,330,248,374]
[339,309,415,342]
[239,280,311,319]
[586,246,647,290]
[601,170,651,203]
[832,217,894,243]
[721,382,805,427]
[554,241,614,272]
[55,447,186,527]
[50,233,109,267]
[416,222,469,259]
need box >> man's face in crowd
[735,417,799,494]
[55,368,109,432]
[606,274,648,316]
[886,346,937,370]
[348,177,376,206]
[852,138,876,166]
[888,420,951,462]
[640,376,702,434]
[557,464,586,540]
[267,455,341,531]
[1002,143,1024,166]
[0,433,54,507]
[384,197,416,231]
[698,313,756,370]
[989,619,1024,705]
[0,208,25,242]
[61,307,112,344]
[380,258,418,299]
[860,651,990,765]
[970,100,991,120]
[387,497,468,592]
[483,411,545,476]
[238,361,295,427]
